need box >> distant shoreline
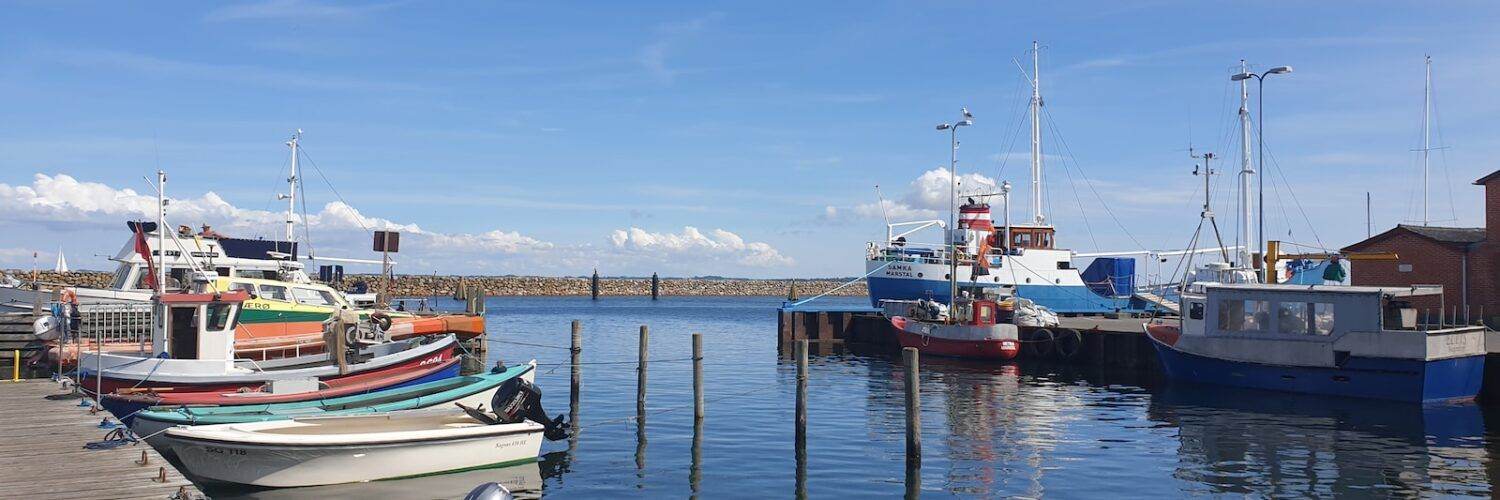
[7,270,867,298]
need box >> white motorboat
[162,377,569,487]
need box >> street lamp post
[1231,66,1292,282]
[936,108,973,318]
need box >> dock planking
[0,380,201,500]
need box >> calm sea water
[209,296,1499,498]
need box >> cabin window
[1056,261,1071,270]
[293,288,337,307]
[228,282,257,296]
[1189,302,1204,320]
[1313,303,1335,335]
[206,304,234,330]
[259,284,290,302]
[1277,302,1310,334]
[1218,299,1268,332]
[215,267,231,277]
[110,267,133,289]
[976,304,994,324]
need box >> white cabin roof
[1204,283,1442,298]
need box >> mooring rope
[786,261,890,309]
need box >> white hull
[163,409,544,487]
[0,284,149,310]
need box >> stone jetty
[5,270,866,298]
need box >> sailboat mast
[285,132,300,242]
[157,170,166,295]
[1421,55,1431,227]
[1237,60,1254,268]
[1029,41,1045,225]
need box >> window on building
[1398,264,1413,273]
[1218,299,1269,332]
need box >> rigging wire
[1039,105,1150,252]
[299,148,376,236]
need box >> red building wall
[1348,234,1471,318]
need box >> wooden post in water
[474,287,486,316]
[693,333,704,420]
[569,320,582,454]
[637,325,649,417]
[903,347,921,466]
[591,269,601,300]
[795,339,808,499]
[651,272,660,300]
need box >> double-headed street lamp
[1231,66,1292,282]
[936,108,973,315]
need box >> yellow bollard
[11,350,19,381]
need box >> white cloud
[0,174,788,276]
[608,226,792,268]
[834,168,999,223]
[204,0,396,23]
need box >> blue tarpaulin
[1081,258,1135,297]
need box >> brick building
[1341,170,1500,326]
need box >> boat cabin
[153,291,249,367]
[1000,225,1055,250]
[1181,283,1469,340]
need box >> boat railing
[234,357,268,373]
[76,303,155,349]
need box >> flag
[134,223,158,291]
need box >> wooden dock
[0,380,201,500]
[778,307,1168,370]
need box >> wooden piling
[651,272,660,300]
[693,333,704,420]
[569,320,582,454]
[637,325,648,417]
[903,347,921,466]
[794,339,808,500]
[591,269,601,300]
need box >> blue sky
[3,1,1499,277]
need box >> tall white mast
[1420,55,1432,226]
[283,131,301,242]
[156,170,166,295]
[1237,60,1255,268]
[1029,40,1045,226]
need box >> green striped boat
[129,361,536,444]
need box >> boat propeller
[490,377,569,441]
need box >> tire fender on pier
[1027,328,1055,358]
[1054,328,1082,359]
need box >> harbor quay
[5,270,863,299]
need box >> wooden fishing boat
[102,355,462,412]
[160,376,567,487]
[76,292,459,419]
[129,361,536,445]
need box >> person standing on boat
[1322,255,1347,285]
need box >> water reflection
[207,459,545,499]
[1149,384,1491,497]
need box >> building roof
[1340,224,1485,252]
[1474,169,1500,185]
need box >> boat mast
[1420,55,1432,226]
[283,131,301,242]
[157,170,166,296]
[1029,40,1045,226]
[1237,60,1254,268]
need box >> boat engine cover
[491,377,570,440]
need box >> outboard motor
[491,377,570,441]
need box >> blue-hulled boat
[128,361,535,445]
[1145,282,1486,403]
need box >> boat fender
[463,482,514,500]
[492,377,571,441]
[32,315,61,341]
[1054,328,1082,359]
[1027,328,1055,358]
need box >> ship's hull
[865,267,1138,314]
[1145,324,1484,403]
[890,316,1019,360]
